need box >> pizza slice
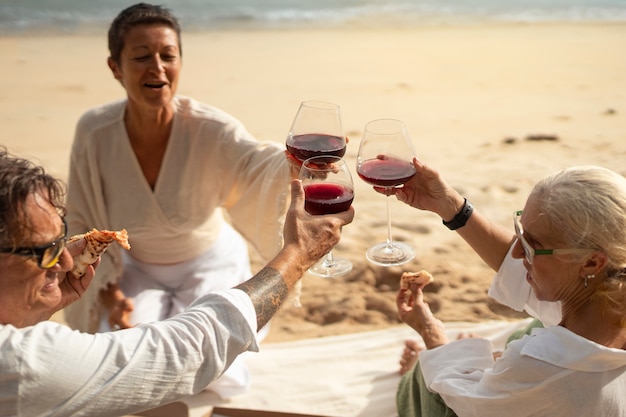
[400,270,434,291]
[68,228,130,277]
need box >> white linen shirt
[0,289,258,417]
[64,96,290,332]
[419,321,626,416]
[414,240,626,416]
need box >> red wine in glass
[285,101,346,162]
[299,155,354,277]
[356,118,417,267]
[287,133,347,162]
[303,183,354,215]
[357,157,416,187]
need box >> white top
[420,326,626,417]
[64,96,290,332]
[0,289,258,417]
[488,243,562,326]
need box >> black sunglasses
[0,218,68,269]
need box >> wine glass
[286,100,346,162]
[299,155,354,277]
[356,119,417,266]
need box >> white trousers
[100,223,266,398]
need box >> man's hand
[282,179,354,270]
[238,179,354,331]
[56,237,99,311]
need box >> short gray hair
[531,165,626,324]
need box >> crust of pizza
[400,270,434,290]
[69,229,130,277]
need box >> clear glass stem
[385,192,394,249]
[321,251,336,268]
[364,189,415,267]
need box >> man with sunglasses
[0,156,97,328]
[0,147,354,416]
[0,218,68,269]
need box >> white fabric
[0,290,258,417]
[488,243,562,326]
[96,223,256,399]
[109,223,252,327]
[64,95,290,333]
[420,325,626,417]
[171,320,535,417]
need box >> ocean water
[1,0,625,35]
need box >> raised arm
[236,179,354,330]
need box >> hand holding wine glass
[299,156,354,277]
[356,119,417,266]
[286,100,347,163]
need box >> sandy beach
[2,22,625,343]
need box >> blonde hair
[531,165,626,326]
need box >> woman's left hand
[285,150,303,179]
[397,283,449,349]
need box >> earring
[584,274,595,288]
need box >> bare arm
[236,179,354,331]
[453,205,515,271]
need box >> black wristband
[442,198,474,230]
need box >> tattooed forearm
[235,266,289,331]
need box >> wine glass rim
[300,100,341,110]
[364,118,407,133]
[302,155,344,167]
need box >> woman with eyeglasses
[378,158,626,416]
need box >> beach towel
[134,319,533,417]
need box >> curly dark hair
[0,147,66,249]
[108,3,182,64]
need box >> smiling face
[0,191,72,327]
[108,24,181,113]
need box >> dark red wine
[303,183,354,215]
[357,157,416,187]
[286,133,346,161]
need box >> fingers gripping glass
[0,218,68,269]
[300,156,354,277]
[513,211,589,264]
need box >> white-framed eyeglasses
[513,210,590,265]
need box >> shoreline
[2,19,626,37]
